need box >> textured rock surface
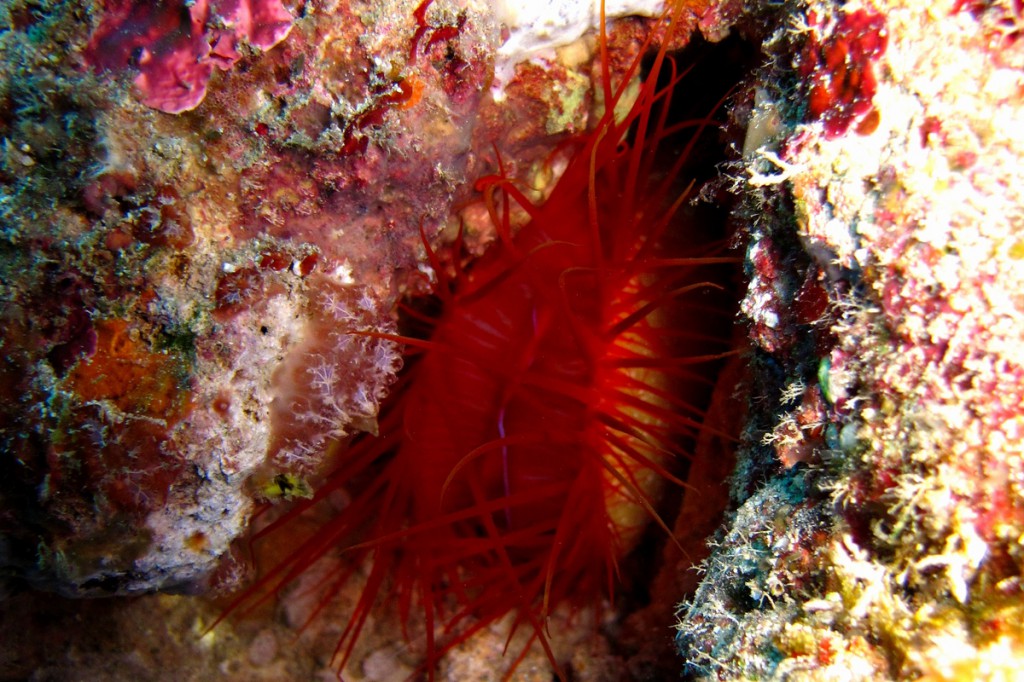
[1,0,640,597]
[678,0,1024,678]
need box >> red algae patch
[797,5,888,138]
[84,0,294,113]
[56,318,194,514]
[67,318,194,423]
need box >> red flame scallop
[221,5,738,678]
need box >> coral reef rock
[3,0,1022,679]
[678,0,1024,678]
[0,0,711,607]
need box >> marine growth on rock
[3,0,1023,679]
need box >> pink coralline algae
[953,0,1024,49]
[84,0,293,113]
[798,6,888,137]
[740,237,801,354]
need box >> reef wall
[679,0,1024,678]
[1,0,1022,679]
